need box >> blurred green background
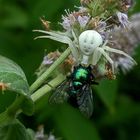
[0,0,140,140]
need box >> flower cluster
[109,13,140,73]
[60,0,134,36]
[61,9,90,30]
[36,51,75,78]
[36,0,137,80]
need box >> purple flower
[99,31,108,41]
[117,11,130,28]
[61,15,71,30]
[115,57,135,73]
[77,15,90,28]
[98,21,107,31]
[42,56,53,65]
[61,10,76,30]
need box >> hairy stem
[29,47,70,94]
[0,48,69,124]
[0,111,11,126]
[7,96,25,117]
[0,96,24,125]
[0,74,65,125]
[31,74,65,102]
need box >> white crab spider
[79,30,103,65]
[34,29,137,73]
[79,30,137,73]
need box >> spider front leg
[91,40,109,65]
[92,47,102,65]
[34,30,79,60]
[103,45,137,64]
[34,30,66,40]
[71,30,78,43]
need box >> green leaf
[0,119,31,140]
[53,105,101,140]
[95,79,118,112]
[0,55,34,115]
[0,55,28,93]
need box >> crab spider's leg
[98,48,115,73]
[34,30,79,59]
[72,31,79,49]
[92,48,102,65]
[34,30,77,45]
[33,30,67,39]
[35,35,69,44]
[81,41,108,66]
[35,35,79,60]
[34,30,78,49]
[34,30,75,41]
[34,30,76,49]
[71,30,78,43]
[103,46,137,64]
[68,41,79,60]
[101,40,108,48]
[55,31,67,36]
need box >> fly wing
[77,85,93,118]
[49,80,70,104]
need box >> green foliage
[53,105,100,140]
[95,79,118,112]
[0,119,31,140]
[0,55,29,94]
[0,55,34,116]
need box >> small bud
[40,18,51,31]
[61,10,77,30]
[77,15,90,28]
[117,11,130,28]
[121,0,134,12]
[42,56,53,65]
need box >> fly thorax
[75,68,88,81]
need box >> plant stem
[0,49,69,123]
[29,47,71,94]
[0,96,24,125]
[7,96,25,117]
[0,111,11,126]
[31,74,65,102]
[0,70,66,124]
